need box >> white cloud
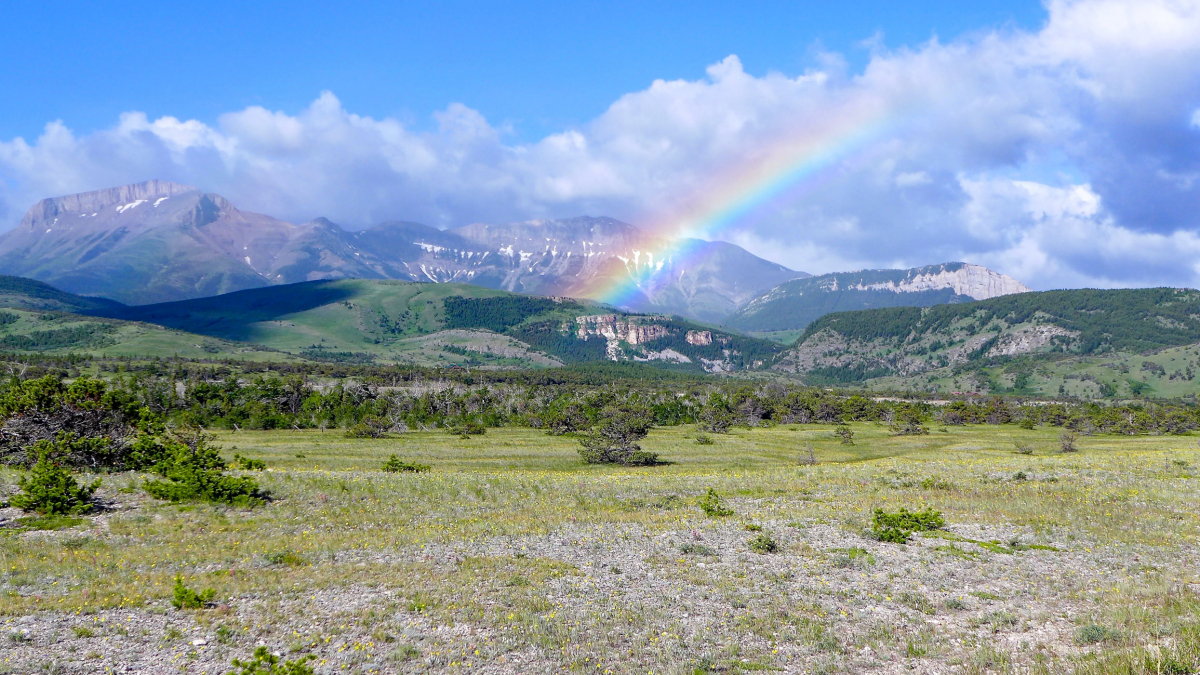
[1,0,1200,291]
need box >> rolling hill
[776,287,1200,397]
[89,278,783,370]
[725,262,1029,336]
[0,275,124,313]
[0,181,805,320]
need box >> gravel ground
[3,514,1185,674]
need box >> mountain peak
[20,180,198,229]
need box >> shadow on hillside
[85,280,357,341]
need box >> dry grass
[1,423,1198,673]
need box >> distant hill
[776,287,1200,397]
[0,181,805,320]
[0,308,282,361]
[91,278,782,371]
[725,263,1029,333]
[0,275,124,313]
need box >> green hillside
[0,308,283,360]
[0,275,124,313]
[92,278,782,370]
[777,287,1200,397]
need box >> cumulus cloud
[2,0,1200,290]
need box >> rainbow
[577,100,902,308]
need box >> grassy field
[2,423,1199,673]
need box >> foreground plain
[2,424,1198,674]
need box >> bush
[747,533,779,554]
[578,402,659,466]
[345,417,388,438]
[889,408,928,436]
[448,419,486,439]
[1014,442,1034,455]
[382,455,429,473]
[834,423,854,445]
[1075,624,1121,645]
[171,575,215,610]
[679,542,716,556]
[228,646,316,675]
[694,434,714,445]
[871,507,945,543]
[1060,430,1079,453]
[232,454,266,471]
[0,375,142,469]
[10,444,100,515]
[142,431,265,507]
[698,488,733,517]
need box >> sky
[2,0,1199,291]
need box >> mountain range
[0,180,804,321]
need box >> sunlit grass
[2,422,1199,673]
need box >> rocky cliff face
[839,263,1030,299]
[726,262,1031,332]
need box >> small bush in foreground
[694,434,714,445]
[1075,624,1122,645]
[382,455,429,473]
[232,454,266,471]
[871,507,945,543]
[747,533,779,554]
[1014,442,1034,455]
[228,646,315,675]
[142,431,265,507]
[698,488,734,517]
[11,446,100,515]
[679,542,716,556]
[171,576,215,610]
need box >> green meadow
[3,424,1199,673]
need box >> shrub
[694,434,714,445]
[1014,442,1034,455]
[0,375,143,469]
[1060,430,1079,453]
[264,550,307,566]
[889,408,928,436]
[232,454,266,471]
[382,455,429,473]
[1075,624,1121,645]
[871,507,945,543]
[834,423,854,445]
[228,647,316,675]
[577,402,658,466]
[142,430,265,507]
[448,419,486,439]
[10,445,100,515]
[698,488,733,517]
[747,533,779,554]
[171,575,215,610]
[345,417,388,438]
[679,542,716,556]
[697,397,737,434]
[919,476,954,490]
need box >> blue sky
[2,1,1044,142]
[3,0,1200,291]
